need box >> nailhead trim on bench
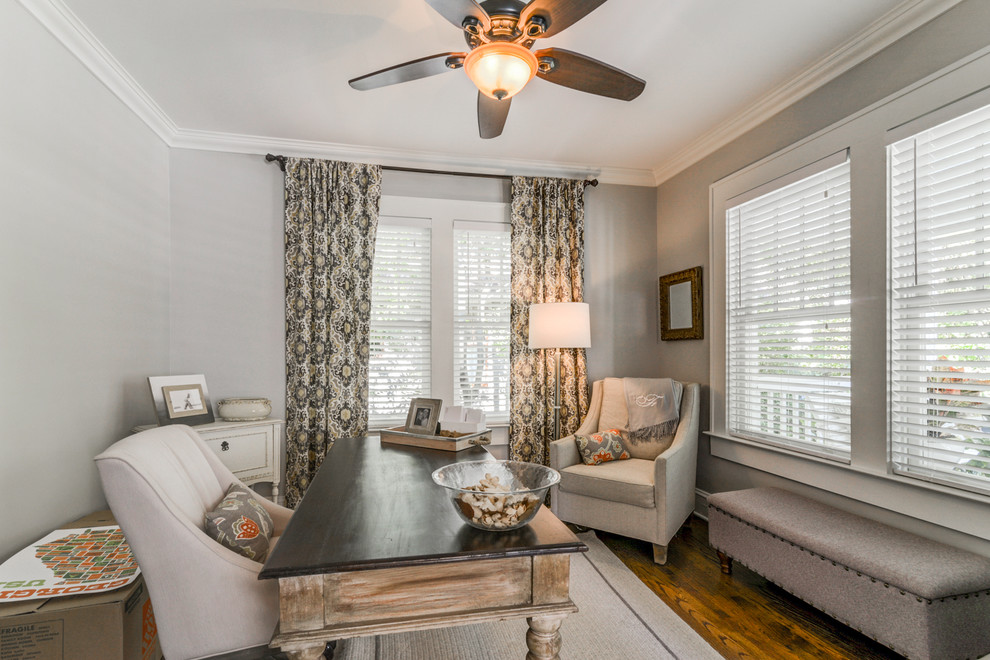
[711,538,911,656]
[709,504,990,605]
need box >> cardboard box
[0,511,162,660]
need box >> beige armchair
[95,425,293,660]
[550,379,700,564]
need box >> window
[453,225,511,414]
[889,101,990,495]
[368,221,432,422]
[707,50,990,539]
[368,197,511,427]
[724,153,852,460]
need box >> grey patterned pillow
[204,484,274,562]
[575,429,631,465]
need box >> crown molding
[19,0,655,186]
[24,0,960,189]
[20,0,654,187]
[170,128,658,187]
[18,0,177,143]
[651,0,966,186]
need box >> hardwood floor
[596,516,903,660]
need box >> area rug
[333,532,720,660]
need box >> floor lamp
[528,302,591,442]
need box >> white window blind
[889,101,990,495]
[726,159,852,459]
[453,224,511,420]
[369,222,431,425]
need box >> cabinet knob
[221,441,230,451]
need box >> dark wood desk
[260,437,586,660]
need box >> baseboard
[694,488,711,521]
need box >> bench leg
[717,551,732,574]
[652,544,668,565]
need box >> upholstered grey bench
[708,487,990,660]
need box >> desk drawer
[201,429,272,476]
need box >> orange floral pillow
[574,429,631,465]
[204,484,274,562]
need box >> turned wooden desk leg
[285,644,326,660]
[717,551,733,575]
[526,614,566,660]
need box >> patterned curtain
[283,158,381,507]
[509,176,590,465]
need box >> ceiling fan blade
[478,92,511,139]
[349,53,465,91]
[535,48,645,100]
[424,0,490,32]
[519,0,608,38]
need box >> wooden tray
[379,426,492,452]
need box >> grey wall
[657,0,990,554]
[381,169,509,203]
[168,150,285,420]
[0,3,171,562]
[584,184,661,381]
[166,158,659,431]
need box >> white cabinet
[133,419,284,503]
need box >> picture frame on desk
[148,374,215,426]
[405,398,442,435]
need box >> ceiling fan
[348,0,646,139]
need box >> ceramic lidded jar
[216,397,272,421]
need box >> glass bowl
[432,460,560,531]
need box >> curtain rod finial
[265,153,287,172]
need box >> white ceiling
[48,0,949,183]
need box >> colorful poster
[0,526,140,602]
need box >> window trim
[711,143,856,451]
[886,93,990,497]
[370,195,510,429]
[722,149,852,462]
[707,44,990,543]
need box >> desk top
[260,436,585,579]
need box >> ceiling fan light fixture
[464,42,538,101]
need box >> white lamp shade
[528,302,591,349]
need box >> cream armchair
[550,379,700,564]
[95,425,293,659]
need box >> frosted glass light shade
[464,42,538,100]
[529,302,591,349]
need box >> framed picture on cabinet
[148,374,215,426]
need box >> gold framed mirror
[658,266,703,341]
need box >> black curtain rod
[264,153,598,188]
